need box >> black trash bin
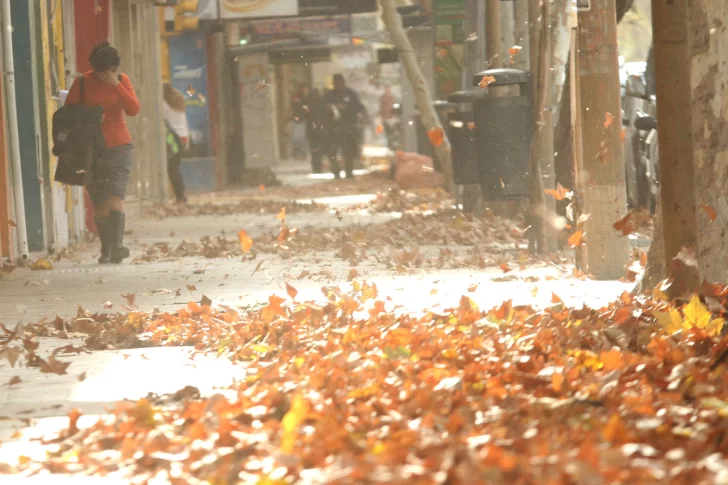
[414,100,458,171]
[446,90,486,186]
[471,68,533,201]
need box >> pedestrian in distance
[163,83,189,204]
[65,41,140,264]
[298,84,326,174]
[323,74,367,180]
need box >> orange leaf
[238,230,253,253]
[602,414,628,444]
[467,121,476,130]
[620,128,627,143]
[701,204,717,222]
[568,230,584,248]
[500,262,512,273]
[508,45,523,57]
[276,207,287,220]
[604,112,615,128]
[478,75,496,88]
[376,124,384,134]
[427,127,445,148]
[551,373,564,392]
[286,283,298,300]
[544,183,570,201]
[68,408,82,436]
[551,292,563,304]
[259,184,265,193]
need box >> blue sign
[168,32,211,158]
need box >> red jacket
[65,71,140,148]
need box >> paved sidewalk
[0,187,635,477]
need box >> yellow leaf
[653,309,686,335]
[280,394,308,454]
[441,348,458,359]
[706,317,725,338]
[30,259,53,271]
[683,294,711,330]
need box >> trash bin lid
[447,90,487,103]
[432,100,457,109]
[472,68,530,88]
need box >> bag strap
[79,76,85,105]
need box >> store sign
[220,0,298,19]
[298,0,377,15]
[250,16,351,42]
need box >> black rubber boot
[96,218,111,264]
[109,210,130,264]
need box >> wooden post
[576,0,629,279]
[381,0,456,194]
[486,0,502,69]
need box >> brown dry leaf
[468,284,479,293]
[674,247,699,269]
[200,295,213,307]
[238,230,253,253]
[286,283,298,301]
[613,209,652,236]
[568,230,584,248]
[8,376,21,386]
[701,204,717,222]
[77,372,87,382]
[121,293,136,307]
[8,220,17,227]
[40,355,71,375]
[187,284,197,293]
[251,260,265,276]
[604,112,615,128]
[552,292,563,304]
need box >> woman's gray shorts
[89,143,133,205]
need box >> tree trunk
[651,0,701,295]
[380,0,457,194]
[636,199,664,293]
[577,0,630,280]
[689,2,728,285]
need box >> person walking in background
[298,85,325,174]
[163,83,189,204]
[323,74,367,179]
[65,41,140,264]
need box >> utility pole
[576,0,629,279]
[528,0,556,253]
[649,0,700,294]
[485,0,502,69]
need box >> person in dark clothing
[298,85,326,174]
[323,74,367,179]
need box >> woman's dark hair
[89,41,120,73]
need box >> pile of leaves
[363,188,455,214]
[133,211,527,271]
[143,199,327,220]
[5,283,728,482]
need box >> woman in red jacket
[65,42,140,264]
